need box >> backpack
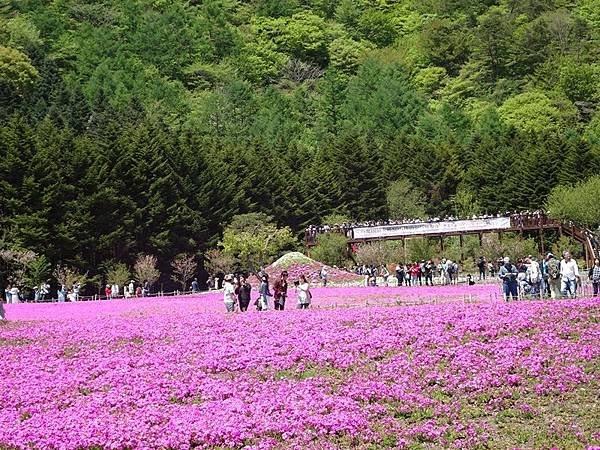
[547,259,560,279]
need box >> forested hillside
[1,0,600,273]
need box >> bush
[310,233,350,267]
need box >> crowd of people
[221,270,312,313]
[3,279,156,305]
[305,213,514,242]
[498,252,600,301]
[354,260,461,287]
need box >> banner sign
[352,217,511,240]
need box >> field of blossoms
[1,287,599,449]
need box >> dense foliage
[1,0,600,280]
[547,175,600,228]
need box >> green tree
[498,91,578,134]
[0,45,38,95]
[546,175,600,229]
[105,262,131,287]
[450,188,482,219]
[387,179,427,220]
[310,233,349,267]
[24,255,51,289]
[220,213,297,270]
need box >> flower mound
[0,296,598,449]
[265,252,362,285]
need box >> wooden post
[540,227,545,255]
[498,232,503,242]
[585,243,589,269]
[459,234,464,261]
[440,236,444,252]
[478,232,483,247]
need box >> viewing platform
[305,213,598,266]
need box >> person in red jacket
[104,284,112,299]
[410,263,420,286]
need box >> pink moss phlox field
[0,293,598,449]
[2,285,502,321]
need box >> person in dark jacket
[499,256,518,301]
[273,271,289,310]
[235,276,252,312]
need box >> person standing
[111,283,119,299]
[236,276,252,312]
[395,264,404,286]
[41,282,50,301]
[73,282,80,301]
[296,275,311,309]
[477,256,486,281]
[590,258,600,296]
[319,266,328,287]
[417,261,425,286]
[498,256,518,301]
[410,262,419,286]
[104,284,112,299]
[560,251,580,298]
[488,261,495,277]
[526,256,541,296]
[273,271,289,311]
[4,286,11,304]
[380,265,390,286]
[258,274,272,311]
[440,259,449,285]
[424,260,434,286]
[0,299,5,320]
[128,280,135,298]
[10,286,20,303]
[223,274,236,312]
[546,253,561,299]
[57,285,67,303]
[142,280,150,297]
[191,278,199,294]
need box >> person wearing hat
[498,256,518,301]
[223,274,236,312]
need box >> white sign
[352,217,511,240]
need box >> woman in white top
[9,286,20,304]
[223,274,236,312]
[296,275,311,309]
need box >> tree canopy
[1,0,600,288]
